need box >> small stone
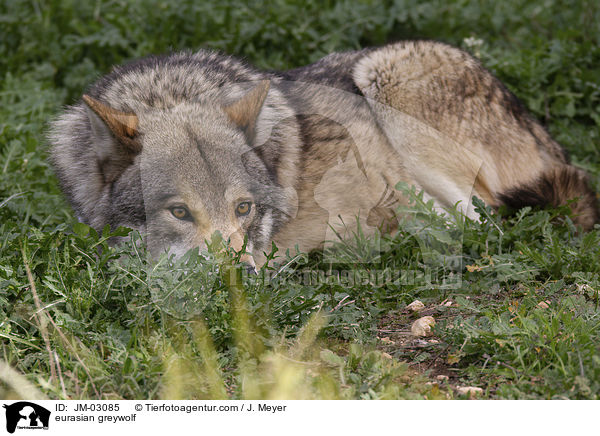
[456,386,483,398]
[436,375,449,381]
[537,301,550,309]
[406,300,425,312]
[411,316,436,337]
[576,284,592,294]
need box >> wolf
[48,41,599,266]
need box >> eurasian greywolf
[48,41,599,266]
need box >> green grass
[1,0,599,400]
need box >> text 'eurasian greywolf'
[48,41,599,266]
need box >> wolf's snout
[242,262,257,275]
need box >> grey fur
[48,41,599,263]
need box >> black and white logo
[2,402,50,433]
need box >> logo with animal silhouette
[2,402,50,433]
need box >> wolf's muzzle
[242,262,257,275]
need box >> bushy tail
[498,166,599,230]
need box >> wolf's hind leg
[352,42,488,219]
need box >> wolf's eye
[170,206,192,221]
[236,201,252,217]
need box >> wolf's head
[52,78,300,266]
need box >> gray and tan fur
[48,41,599,265]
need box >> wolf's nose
[242,262,257,275]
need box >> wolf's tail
[498,165,599,230]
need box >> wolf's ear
[83,95,141,182]
[223,80,270,144]
[83,95,141,153]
